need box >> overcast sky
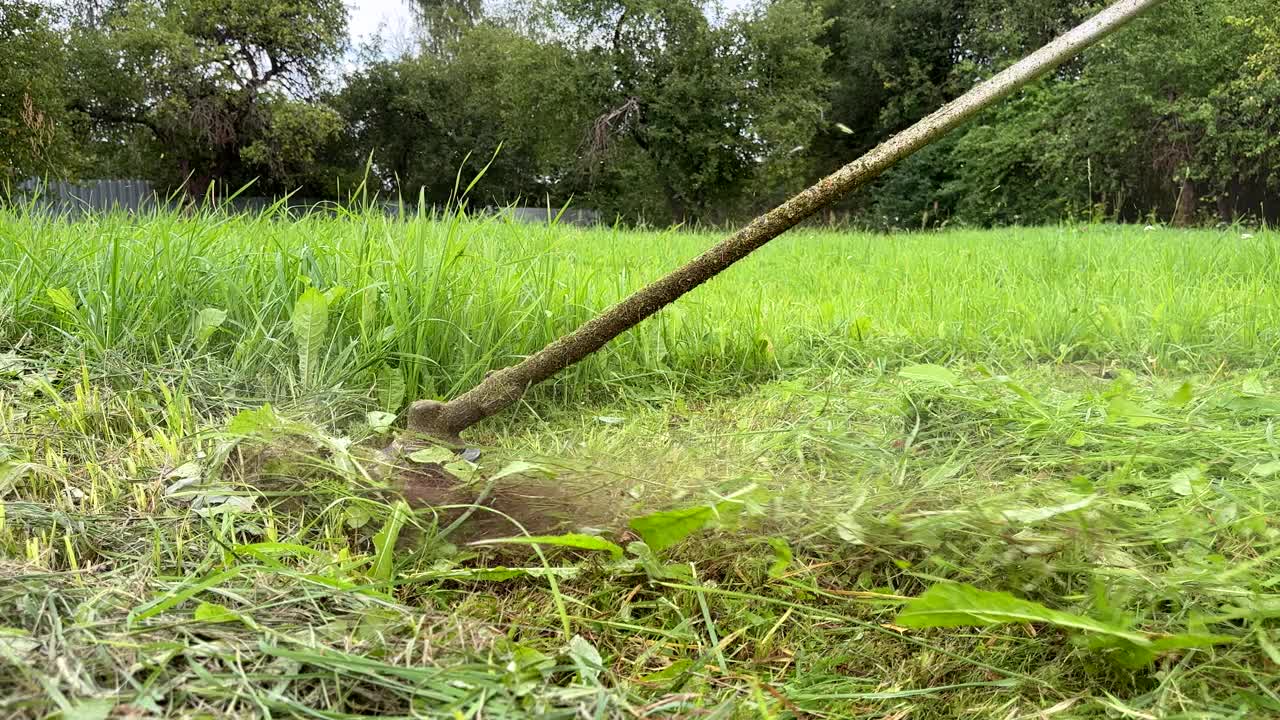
[347,0,416,43]
[344,0,751,45]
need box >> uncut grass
[2,208,1280,717]
[4,209,1280,412]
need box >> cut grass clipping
[2,207,1280,717]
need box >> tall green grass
[3,208,1277,416]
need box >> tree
[68,0,349,197]
[406,0,486,54]
[62,0,131,28]
[567,0,830,224]
[809,0,1090,224]
[0,1,80,185]
[818,0,1279,228]
[951,0,1280,226]
[941,82,1080,226]
[1218,7,1280,208]
[1048,0,1260,224]
[338,23,596,206]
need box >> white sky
[345,0,752,45]
[346,0,417,44]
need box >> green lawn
[2,209,1279,717]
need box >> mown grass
[1,207,1279,718]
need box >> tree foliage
[407,0,485,54]
[853,0,1279,227]
[338,23,596,206]
[67,0,349,196]
[565,0,829,222]
[1,0,1276,225]
[1,1,80,184]
[1046,0,1278,225]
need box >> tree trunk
[408,0,1170,445]
[1217,192,1232,224]
[1216,176,1238,224]
[1173,175,1198,227]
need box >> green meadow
[2,209,1279,718]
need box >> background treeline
[4,0,1278,227]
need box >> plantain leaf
[367,411,396,433]
[768,537,793,578]
[1170,381,1194,406]
[470,533,623,559]
[375,365,405,413]
[1107,396,1167,427]
[899,363,959,387]
[193,601,239,624]
[369,501,410,582]
[359,286,379,336]
[1169,467,1204,496]
[567,635,604,685]
[63,699,115,720]
[1000,495,1096,524]
[194,307,227,345]
[408,447,455,465]
[46,286,78,318]
[896,583,1149,645]
[628,486,766,553]
[1251,460,1280,477]
[292,287,329,385]
[490,460,551,481]
[629,505,718,553]
[226,403,306,438]
[898,584,1238,667]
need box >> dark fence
[486,206,603,227]
[18,178,161,215]
[14,179,398,217]
[13,178,603,227]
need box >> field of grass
[2,208,1280,718]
